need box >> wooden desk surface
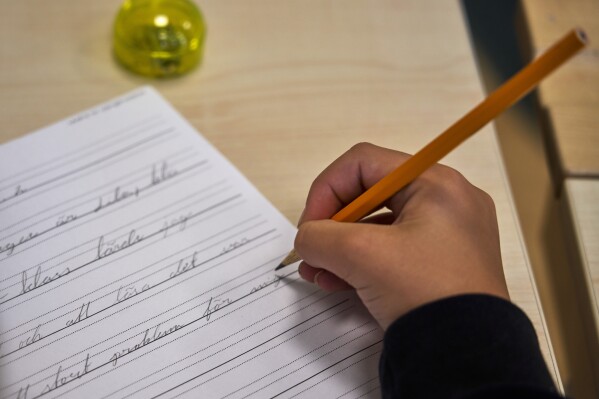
[0,0,558,383]
[563,178,599,378]
[519,0,599,178]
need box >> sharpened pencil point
[274,263,285,271]
[275,249,302,271]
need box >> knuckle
[420,167,486,215]
[479,188,497,213]
[430,166,473,200]
[348,142,375,156]
[436,165,467,187]
[307,175,324,197]
[294,222,312,252]
[305,174,332,207]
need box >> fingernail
[313,270,324,287]
[297,262,307,280]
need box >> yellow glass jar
[113,0,206,78]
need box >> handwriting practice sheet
[0,87,383,399]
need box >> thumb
[295,219,385,288]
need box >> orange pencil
[276,28,587,271]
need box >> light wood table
[563,178,599,383]
[0,0,559,386]
[518,0,599,179]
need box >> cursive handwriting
[97,230,143,259]
[115,283,150,304]
[55,214,78,227]
[0,185,28,206]
[94,186,140,213]
[16,384,30,399]
[66,302,91,327]
[203,297,232,322]
[21,266,71,294]
[18,325,42,349]
[250,275,281,294]
[41,354,92,395]
[221,238,249,255]
[161,212,191,238]
[151,161,177,186]
[110,323,182,366]
[0,231,40,256]
[169,251,199,279]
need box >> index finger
[299,143,411,224]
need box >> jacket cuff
[379,294,558,399]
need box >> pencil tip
[274,249,302,272]
[274,263,285,272]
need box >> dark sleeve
[379,294,562,399]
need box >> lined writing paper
[0,87,382,399]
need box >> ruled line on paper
[0,128,180,211]
[1,247,288,396]
[215,325,379,399]
[97,289,336,399]
[59,290,348,399]
[0,204,258,339]
[0,115,163,188]
[2,248,291,399]
[268,343,383,399]
[0,126,174,198]
[331,376,379,399]
[0,200,251,317]
[0,167,224,299]
[0,146,196,240]
[282,349,381,399]
[6,269,301,399]
[0,87,383,399]
[0,178,230,303]
[0,224,277,357]
[0,194,245,308]
[0,159,208,258]
[148,301,360,399]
